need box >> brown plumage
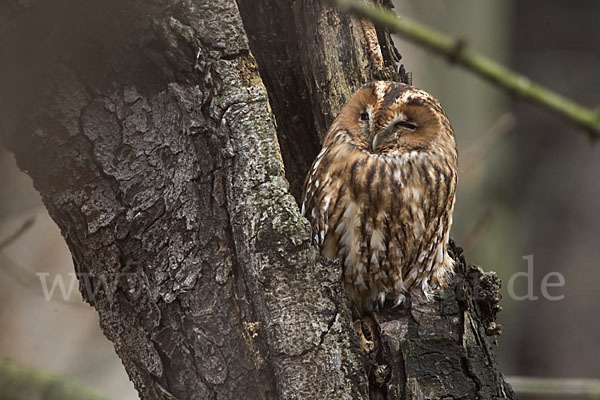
[302,81,458,315]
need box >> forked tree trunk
[0,0,514,398]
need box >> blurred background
[1,0,599,399]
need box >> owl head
[328,81,454,155]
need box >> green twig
[330,0,600,138]
[507,376,600,398]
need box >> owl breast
[303,140,456,314]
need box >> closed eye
[395,120,418,131]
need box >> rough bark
[0,0,513,399]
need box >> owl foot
[391,294,406,309]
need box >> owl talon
[423,291,435,302]
[391,294,406,309]
[377,292,386,309]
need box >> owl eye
[360,112,370,122]
[395,120,418,131]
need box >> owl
[301,81,458,315]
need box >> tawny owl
[301,81,458,315]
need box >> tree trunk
[0,0,514,399]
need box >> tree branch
[507,376,600,398]
[0,218,34,251]
[330,0,600,139]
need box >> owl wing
[420,163,458,290]
[301,148,331,248]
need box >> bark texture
[0,0,513,399]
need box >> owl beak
[372,133,384,151]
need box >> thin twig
[461,113,516,173]
[329,0,600,138]
[0,217,35,251]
